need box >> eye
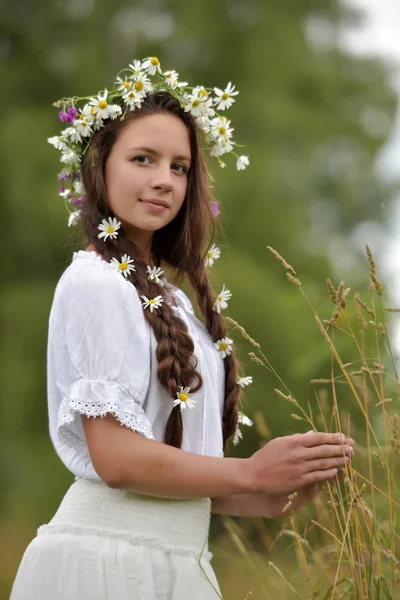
[131,155,151,164]
[172,163,188,174]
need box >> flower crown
[48,56,250,228]
[48,56,253,445]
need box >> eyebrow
[128,146,192,163]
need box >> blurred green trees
[1,0,397,597]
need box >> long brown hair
[79,91,243,450]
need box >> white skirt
[10,478,223,600]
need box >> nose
[150,162,173,193]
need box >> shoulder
[56,250,138,311]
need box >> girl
[10,58,354,599]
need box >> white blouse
[47,250,226,482]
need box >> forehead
[116,113,191,157]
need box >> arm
[82,414,251,498]
[83,414,354,501]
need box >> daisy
[68,210,82,227]
[236,156,250,171]
[141,295,164,314]
[142,56,162,76]
[48,135,67,151]
[183,94,214,119]
[74,118,93,138]
[146,265,165,285]
[110,254,136,278]
[89,90,122,121]
[238,411,253,427]
[128,59,143,78]
[173,386,196,411]
[122,89,144,110]
[214,285,232,313]
[97,217,121,241]
[210,117,234,145]
[115,76,133,93]
[60,149,80,166]
[209,140,234,157]
[213,82,239,111]
[131,75,153,97]
[233,411,253,446]
[214,337,233,358]
[233,426,243,446]
[237,376,253,388]
[204,243,221,267]
[62,126,82,144]
[164,70,187,90]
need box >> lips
[140,199,169,208]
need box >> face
[105,113,191,253]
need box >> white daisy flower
[213,82,239,111]
[73,180,86,195]
[110,254,136,278]
[128,59,143,78]
[233,425,243,446]
[173,386,196,411]
[204,243,221,267]
[214,285,232,313]
[68,210,82,227]
[73,118,93,138]
[89,89,122,121]
[209,141,234,157]
[131,75,153,97]
[60,149,81,166]
[237,376,253,388]
[164,70,187,90]
[214,337,233,358]
[48,135,67,151]
[236,156,250,171]
[210,117,234,145]
[142,56,162,76]
[115,76,133,93]
[195,116,212,131]
[62,126,82,144]
[238,411,253,427]
[233,412,253,446]
[122,89,144,110]
[183,94,214,118]
[80,104,97,125]
[97,217,121,241]
[141,294,164,313]
[146,265,165,284]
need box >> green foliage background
[1,0,397,597]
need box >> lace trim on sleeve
[57,379,155,450]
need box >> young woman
[10,57,355,599]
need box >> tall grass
[216,245,400,600]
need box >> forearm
[91,421,252,498]
[211,494,269,517]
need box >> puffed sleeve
[56,263,155,450]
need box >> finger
[302,432,355,448]
[307,444,355,460]
[302,468,341,485]
[326,469,345,484]
[305,455,351,473]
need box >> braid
[188,260,241,451]
[82,207,202,449]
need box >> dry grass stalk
[286,272,302,287]
[326,279,337,304]
[274,389,298,405]
[248,352,265,367]
[225,316,260,349]
[366,245,383,295]
[266,246,296,276]
[354,294,375,319]
[281,492,298,514]
[385,308,400,312]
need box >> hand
[257,482,321,518]
[247,431,355,496]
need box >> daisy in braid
[11,56,355,600]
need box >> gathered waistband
[37,478,213,560]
